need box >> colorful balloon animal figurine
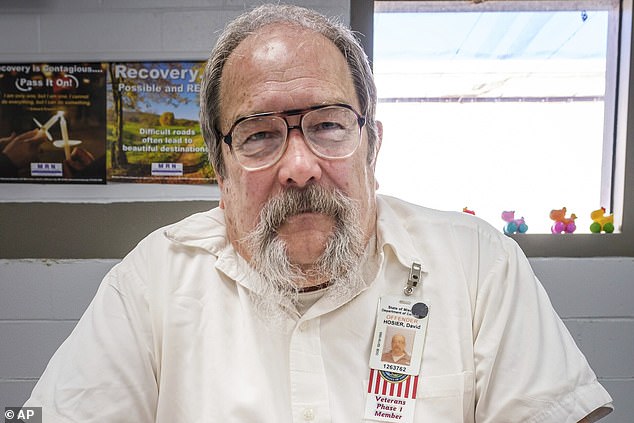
[590,207,615,233]
[550,207,577,234]
[501,211,528,235]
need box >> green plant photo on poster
[106,61,215,184]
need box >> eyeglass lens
[231,106,362,169]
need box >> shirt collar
[163,207,228,256]
[376,195,428,274]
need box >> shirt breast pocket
[414,371,474,423]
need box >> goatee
[242,184,366,321]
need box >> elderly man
[381,334,411,366]
[26,4,612,422]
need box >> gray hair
[199,3,378,178]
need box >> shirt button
[299,322,309,331]
[303,408,315,421]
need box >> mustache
[258,184,354,232]
[241,184,366,323]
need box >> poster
[106,61,214,183]
[0,63,107,183]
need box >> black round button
[411,302,428,319]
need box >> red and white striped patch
[367,369,419,399]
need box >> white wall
[0,0,632,421]
[0,0,349,63]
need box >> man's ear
[371,121,383,190]
[372,120,383,168]
[217,175,226,209]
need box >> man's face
[391,335,406,355]
[217,24,380,270]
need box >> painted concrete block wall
[531,258,634,422]
[0,260,112,408]
[1,258,633,422]
[0,0,349,63]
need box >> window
[351,0,634,256]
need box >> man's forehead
[245,24,328,56]
[243,23,326,45]
[219,23,358,124]
[227,24,343,71]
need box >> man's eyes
[243,131,278,143]
[311,121,345,131]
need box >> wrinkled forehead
[242,24,332,60]
[219,23,357,114]
[226,23,346,72]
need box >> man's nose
[276,128,322,188]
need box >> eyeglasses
[221,103,366,171]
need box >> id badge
[364,295,430,423]
[369,296,429,375]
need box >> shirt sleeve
[23,257,158,422]
[472,238,613,423]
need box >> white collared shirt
[25,195,612,422]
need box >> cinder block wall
[531,258,634,423]
[0,1,632,422]
[0,0,349,63]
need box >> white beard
[241,185,366,324]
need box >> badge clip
[403,262,422,296]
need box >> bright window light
[373,1,619,234]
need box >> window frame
[351,0,634,257]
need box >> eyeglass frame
[218,103,367,171]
